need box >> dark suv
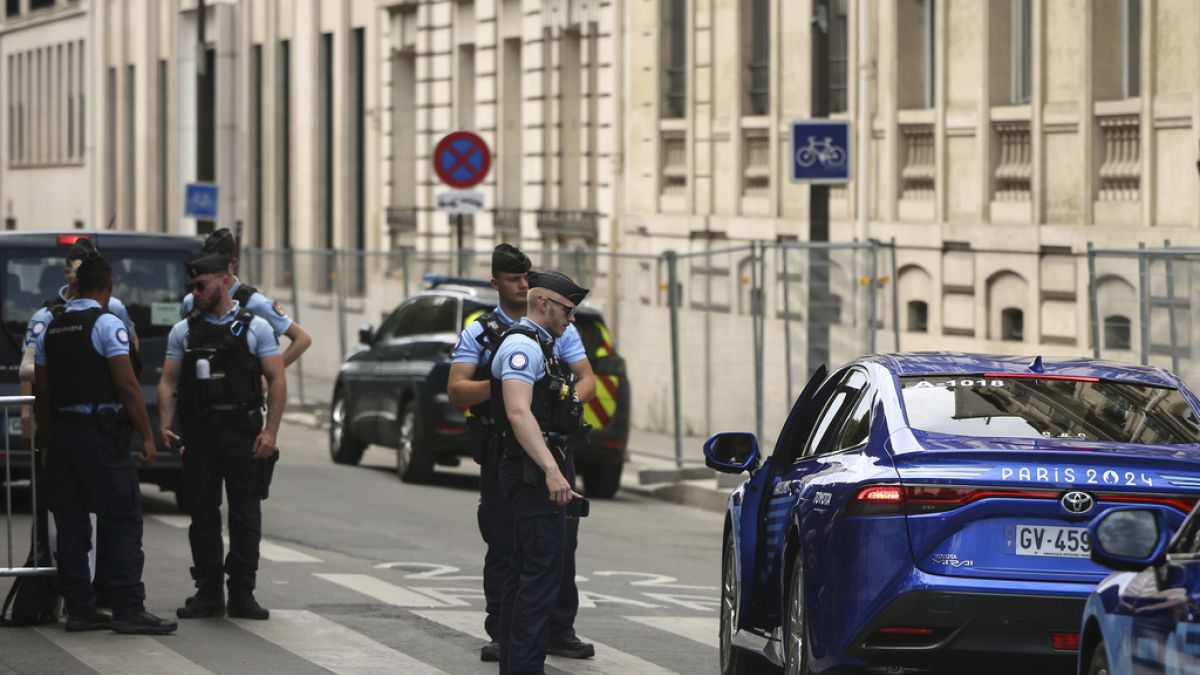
[329,277,630,498]
[0,231,201,509]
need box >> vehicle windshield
[2,248,189,344]
[900,375,1200,445]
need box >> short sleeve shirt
[453,306,587,368]
[33,299,131,366]
[25,292,136,350]
[166,301,281,360]
[179,277,294,337]
[492,318,553,386]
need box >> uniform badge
[29,321,45,337]
[115,328,130,345]
[509,352,529,370]
[273,302,285,316]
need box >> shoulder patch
[115,328,130,345]
[29,320,46,337]
[273,302,285,316]
[509,352,529,371]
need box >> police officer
[32,252,176,635]
[157,252,287,620]
[491,271,592,674]
[180,228,312,367]
[447,247,596,663]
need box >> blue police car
[1079,504,1200,674]
[706,353,1200,674]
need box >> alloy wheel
[784,555,806,675]
[720,533,738,670]
[396,407,416,477]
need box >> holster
[257,448,280,500]
[95,407,131,458]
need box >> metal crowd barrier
[1,395,55,577]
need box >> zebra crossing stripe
[625,616,717,647]
[233,609,449,675]
[412,609,681,675]
[314,573,450,607]
[150,515,323,562]
[33,628,215,675]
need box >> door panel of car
[372,296,461,443]
[736,364,828,629]
[1122,513,1200,672]
[355,297,439,442]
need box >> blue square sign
[184,182,219,219]
[790,120,851,184]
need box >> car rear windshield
[2,248,189,343]
[900,375,1200,445]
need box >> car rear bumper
[846,586,1088,671]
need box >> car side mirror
[358,325,375,345]
[703,432,760,474]
[1089,506,1170,572]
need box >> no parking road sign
[433,131,491,189]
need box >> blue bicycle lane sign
[790,120,851,184]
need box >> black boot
[112,611,177,635]
[227,593,269,620]
[65,609,112,632]
[176,593,225,619]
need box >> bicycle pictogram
[795,136,847,168]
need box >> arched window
[1001,308,1024,341]
[1104,315,1131,350]
[907,300,928,333]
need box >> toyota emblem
[1061,491,1095,515]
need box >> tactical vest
[232,283,257,310]
[489,326,584,455]
[179,309,264,412]
[44,307,118,409]
[45,296,142,378]
[468,312,507,422]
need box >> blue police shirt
[166,301,280,411]
[33,298,131,412]
[452,306,587,368]
[24,287,136,350]
[491,318,556,386]
[179,276,293,337]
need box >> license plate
[1011,524,1092,559]
[5,416,18,436]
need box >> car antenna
[1028,356,1045,374]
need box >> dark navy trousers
[495,454,578,674]
[478,458,579,643]
[47,416,146,621]
[180,417,261,596]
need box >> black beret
[65,237,97,263]
[202,228,237,256]
[185,252,229,278]
[529,270,589,306]
[492,243,531,276]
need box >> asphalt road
[0,421,725,674]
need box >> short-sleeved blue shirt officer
[178,277,292,337]
[490,270,592,674]
[33,252,177,636]
[452,308,586,373]
[26,288,135,352]
[164,251,280,622]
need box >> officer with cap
[179,228,311,367]
[32,252,176,635]
[490,270,593,674]
[157,252,287,621]
[448,246,596,663]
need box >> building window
[743,0,769,115]
[5,0,19,19]
[158,59,168,232]
[318,32,334,292]
[1001,308,1024,341]
[1012,0,1031,104]
[898,0,935,109]
[662,0,686,118]
[278,40,291,251]
[828,0,849,113]
[907,300,928,333]
[250,46,262,246]
[124,64,135,229]
[921,0,935,108]
[1104,315,1132,350]
[350,27,366,295]
[1123,0,1140,98]
[30,0,55,10]
[456,43,475,129]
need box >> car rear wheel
[783,553,812,675]
[581,462,622,499]
[1087,641,1110,675]
[395,401,434,483]
[720,529,757,675]
[329,389,366,465]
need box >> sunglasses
[186,280,212,293]
[544,297,578,319]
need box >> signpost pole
[808,0,831,378]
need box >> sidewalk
[282,407,735,514]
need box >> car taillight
[982,372,1100,383]
[1050,632,1079,651]
[846,484,1198,516]
[57,234,89,246]
[844,485,906,515]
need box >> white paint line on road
[413,610,681,675]
[150,515,323,563]
[233,609,448,675]
[313,573,450,607]
[34,628,215,675]
[625,616,717,648]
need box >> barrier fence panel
[1,395,54,577]
[1089,244,1200,390]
